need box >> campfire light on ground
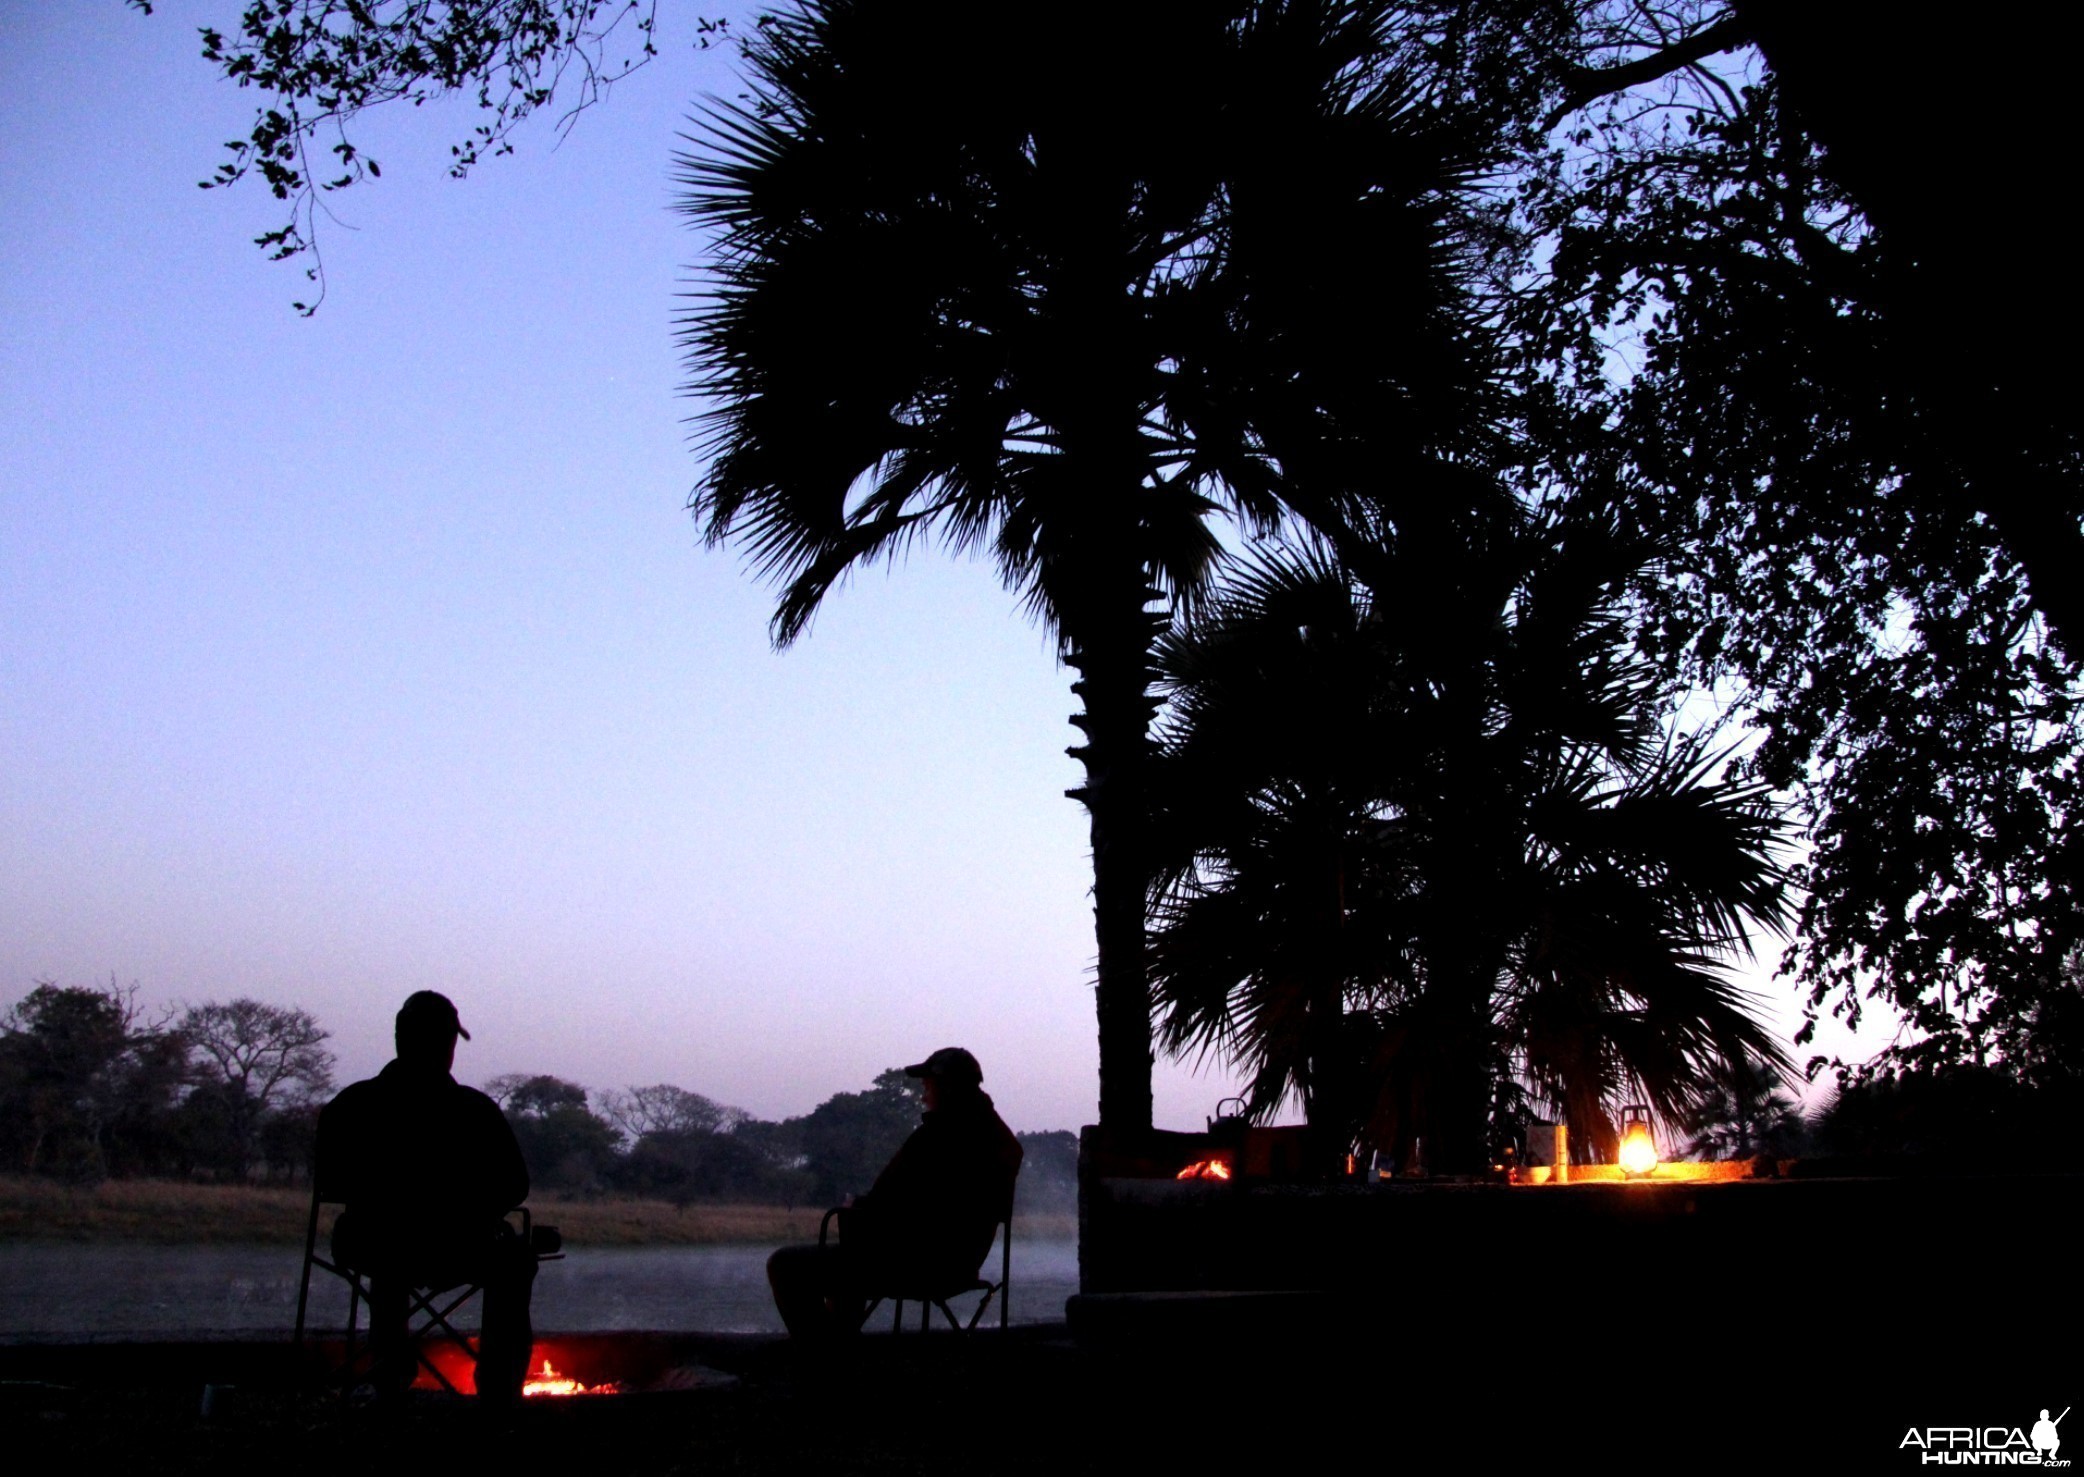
[521,1359,618,1398]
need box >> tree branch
[1548,14,1753,128]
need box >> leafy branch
[129,1,671,312]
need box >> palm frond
[1147,500,1796,1159]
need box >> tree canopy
[140,0,2083,1102]
[177,998,334,1177]
[0,981,319,1182]
[0,982,182,1180]
[1148,507,1792,1169]
[675,0,1508,1133]
[127,0,670,312]
[1483,3,2083,1075]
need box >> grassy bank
[0,1177,1076,1246]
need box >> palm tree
[1680,1056,1807,1162]
[1148,506,1794,1171]
[676,0,1501,1132]
[1145,536,1432,1161]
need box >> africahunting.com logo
[1901,1407,2069,1466]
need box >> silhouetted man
[2031,1409,2064,1462]
[317,991,535,1400]
[768,1047,1023,1340]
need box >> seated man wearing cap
[317,991,536,1400]
[768,1046,1023,1340]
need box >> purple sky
[0,6,1869,1133]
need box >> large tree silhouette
[1494,3,2083,1070]
[179,998,334,1178]
[675,0,1500,1131]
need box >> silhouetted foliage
[0,981,181,1182]
[169,1078,250,1181]
[128,0,667,312]
[1681,1056,1806,1162]
[785,1068,919,1205]
[1802,953,2083,1168]
[1,987,1071,1203]
[143,0,2081,1107]
[177,998,334,1179]
[1483,4,2084,1080]
[1013,1130,1078,1211]
[487,1073,622,1192]
[1808,1066,2079,1172]
[678,0,1508,1131]
[487,1072,588,1116]
[0,984,339,1183]
[726,1117,818,1207]
[591,1082,808,1205]
[1149,509,1793,1172]
[598,1083,745,1142]
[255,1098,323,1185]
[617,1126,792,1206]
[100,1024,195,1178]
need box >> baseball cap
[396,990,471,1042]
[903,1046,982,1085]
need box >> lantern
[1618,1104,1658,1178]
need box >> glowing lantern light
[1617,1105,1658,1178]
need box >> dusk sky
[1,5,1867,1132]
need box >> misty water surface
[0,1239,1079,1338]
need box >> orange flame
[520,1359,614,1398]
[1176,1158,1233,1181]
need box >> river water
[0,1238,1080,1339]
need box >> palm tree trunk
[1428,1002,1493,1176]
[1416,837,1508,1176]
[1300,852,1348,1176]
[1064,563,1166,1136]
[1048,211,1164,1133]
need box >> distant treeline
[0,981,1077,1209]
[0,981,329,1187]
[484,1068,1076,1210]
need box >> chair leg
[344,1279,362,1394]
[404,1284,487,1396]
[300,1207,511,1402]
[294,1192,323,1350]
[413,1286,479,1348]
[416,1347,466,1396]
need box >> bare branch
[1548,13,1752,127]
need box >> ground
[0,1320,1994,1473]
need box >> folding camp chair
[819,1205,1013,1335]
[292,1181,558,1396]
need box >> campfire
[1176,1156,1233,1181]
[520,1359,621,1398]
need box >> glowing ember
[520,1359,616,1398]
[1176,1158,1233,1181]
